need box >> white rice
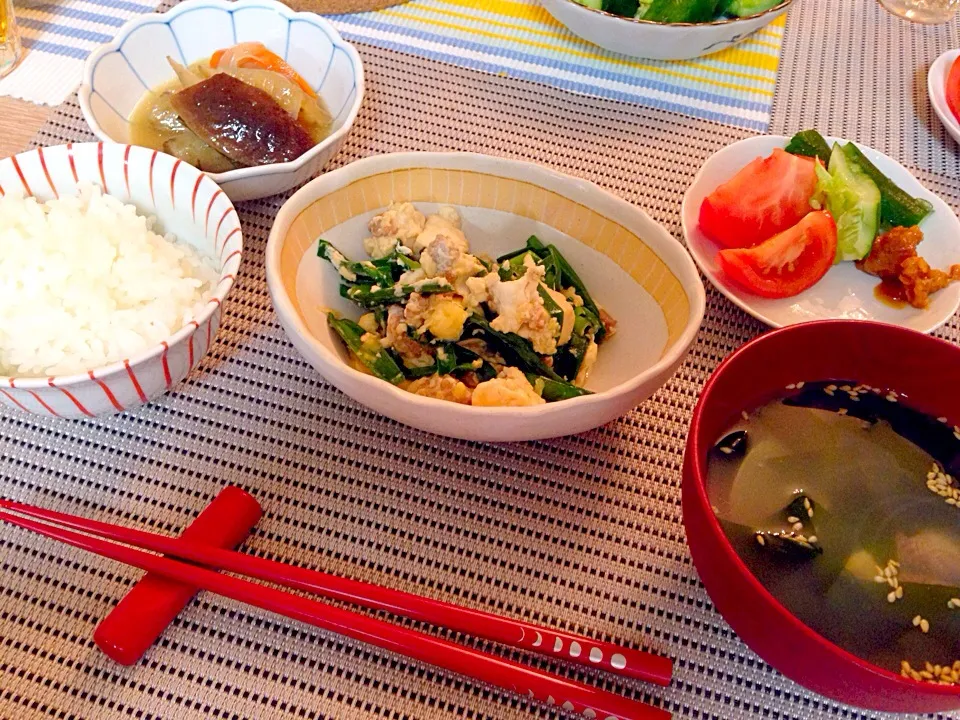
[0,184,219,377]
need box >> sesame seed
[824,389,835,396]
[913,615,922,627]
[807,535,818,543]
[837,408,849,416]
[938,416,949,423]
[741,410,750,421]
[840,385,851,392]
[787,516,800,523]
[826,384,837,391]
[874,575,888,584]
[896,586,904,599]
[796,381,805,388]
[792,522,804,532]
[719,446,733,455]
[755,534,765,546]
[785,383,796,390]
[921,619,930,633]
[887,591,897,603]
[949,598,960,609]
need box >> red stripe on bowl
[10,155,32,196]
[187,320,199,367]
[0,182,4,197]
[26,389,60,417]
[37,147,58,199]
[191,174,203,223]
[205,189,223,237]
[160,341,172,389]
[149,151,158,206]
[0,388,30,412]
[97,142,109,194]
[48,377,93,417]
[170,159,182,210]
[66,143,79,184]
[219,227,241,258]
[214,207,234,243]
[88,370,123,412]
[205,317,212,350]
[222,249,241,268]
[123,145,132,198]
[123,359,147,403]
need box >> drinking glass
[0,0,22,78]
[878,0,960,23]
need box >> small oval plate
[681,135,960,334]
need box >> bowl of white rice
[0,142,242,418]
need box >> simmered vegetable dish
[129,42,332,172]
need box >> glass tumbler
[0,0,22,79]
[878,0,960,23]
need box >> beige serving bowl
[266,152,705,442]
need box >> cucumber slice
[720,0,781,16]
[602,0,640,15]
[642,0,720,22]
[575,0,603,8]
[841,142,934,228]
[784,129,832,166]
[818,144,881,262]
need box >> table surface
[0,96,49,157]
[2,2,960,720]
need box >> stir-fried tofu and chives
[319,203,617,407]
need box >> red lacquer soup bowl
[682,319,960,713]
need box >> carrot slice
[210,42,317,99]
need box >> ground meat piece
[856,226,924,279]
[384,305,434,368]
[898,256,960,309]
[404,374,472,404]
[598,306,618,340]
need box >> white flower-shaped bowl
[266,152,706,442]
[929,49,960,147]
[0,143,242,418]
[539,0,793,61]
[78,0,364,203]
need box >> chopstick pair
[0,499,672,720]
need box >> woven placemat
[2,8,960,720]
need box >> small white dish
[266,152,706,442]
[539,0,792,61]
[79,0,364,202]
[0,143,242,418]
[681,135,960,334]
[929,49,960,147]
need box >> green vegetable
[642,0,721,22]
[527,374,593,401]
[537,285,565,333]
[536,239,606,342]
[719,0,781,17]
[816,144,881,262]
[553,306,599,381]
[602,0,639,15]
[784,129,832,166]
[341,279,452,308]
[466,317,563,382]
[436,344,457,375]
[841,142,934,228]
[327,313,404,385]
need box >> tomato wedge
[699,148,819,249]
[717,211,837,299]
[947,55,960,125]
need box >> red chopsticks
[0,499,672,720]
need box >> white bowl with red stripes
[0,142,242,418]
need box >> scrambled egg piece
[364,203,425,258]
[544,286,574,346]
[574,340,599,387]
[486,255,560,355]
[409,208,469,256]
[403,292,470,342]
[472,367,545,407]
[405,373,472,405]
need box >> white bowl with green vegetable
[266,152,705,442]
[540,0,793,60]
[682,132,960,334]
